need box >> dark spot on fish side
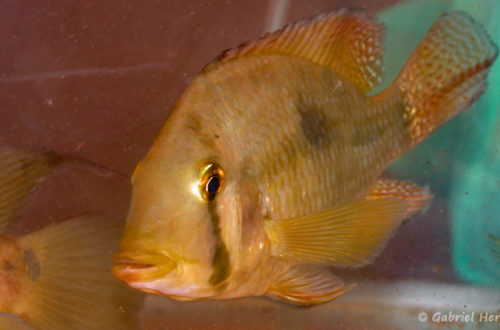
[297,98,329,146]
[207,201,230,287]
[23,248,41,281]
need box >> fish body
[114,10,497,305]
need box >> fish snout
[113,251,177,283]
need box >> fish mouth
[113,251,177,283]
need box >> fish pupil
[199,162,224,201]
[206,176,220,197]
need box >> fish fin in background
[0,147,60,233]
[264,197,407,267]
[381,11,498,146]
[367,179,433,219]
[266,264,354,306]
[11,216,142,330]
[0,313,33,330]
[204,9,383,93]
[489,235,500,261]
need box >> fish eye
[199,163,225,201]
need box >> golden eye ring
[199,163,225,201]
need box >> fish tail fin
[391,11,497,146]
[11,216,142,329]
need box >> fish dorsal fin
[264,197,406,267]
[0,147,60,233]
[205,9,384,93]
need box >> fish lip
[113,256,155,271]
[112,251,177,282]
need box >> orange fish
[113,10,497,305]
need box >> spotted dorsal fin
[204,9,384,93]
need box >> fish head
[113,90,270,300]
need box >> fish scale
[201,55,408,220]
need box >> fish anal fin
[205,9,383,93]
[367,178,433,218]
[265,197,406,267]
[266,264,353,306]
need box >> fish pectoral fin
[367,179,433,219]
[266,264,354,306]
[0,146,60,233]
[204,9,383,93]
[264,197,407,267]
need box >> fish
[113,9,498,306]
[0,146,142,329]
